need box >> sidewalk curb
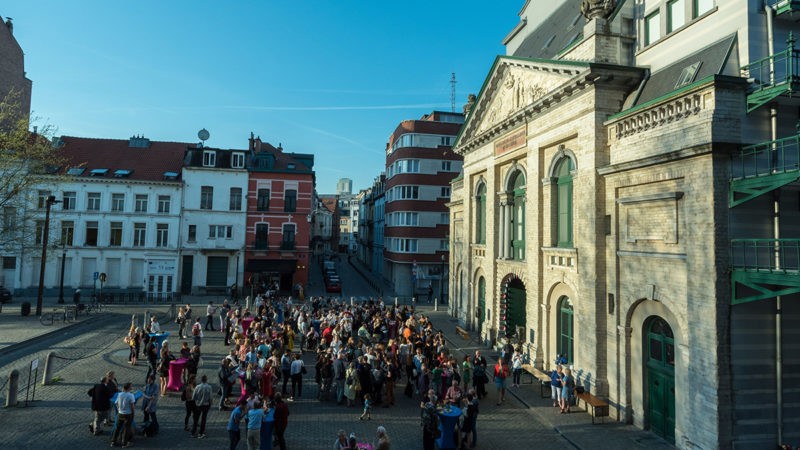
[0,313,108,359]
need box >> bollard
[41,352,56,386]
[143,310,150,330]
[435,297,439,312]
[5,369,19,407]
[394,297,398,307]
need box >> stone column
[498,200,507,259]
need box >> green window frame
[475,184,486,244]
[645,10,661,46]
[667,0,685,33]
[557,296,574,364]
[555,157,574,248]
[511,173,526,260]
[693,0,713,18]
[647,317,675,370]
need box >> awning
[245,259,297,274]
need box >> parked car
[0,287,12,303]
[325,280,342,293]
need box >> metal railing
[731,239,800,272]
[732,134,800,179]
[740,34,800,93]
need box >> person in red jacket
[273,392,290,450]
[493,359,509,406]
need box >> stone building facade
[449,1,800,448]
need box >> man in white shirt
[289,353,305,401]
[110,382,135,447]
[205,301,217,331]
[149,315,161,334]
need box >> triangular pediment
[456,56,588,152]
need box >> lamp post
[58,243,67,304]
[36,195,60,316]
[440,254,445,307]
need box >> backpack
[192,323,200,336]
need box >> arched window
[475,183,486,244]
[647,317,675,369]
[511,172,526,260]
[557,296,574,363]
[554,157,574,248]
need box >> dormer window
[231,152,245,169]
[203,150,216,167]
[90,168,108,177]
[67,167,85,176]
[287,163,296,170]
[163,171,179,180]
[675,62,701,88]
[114,169,132,178]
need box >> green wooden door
[477,277,486,333]
[646,317,676,443]
[507,285,526,337]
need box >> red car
[325,280,342,293]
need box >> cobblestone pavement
[0,302,569,450]
[0,257,672,449]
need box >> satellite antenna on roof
[198,128,210,147]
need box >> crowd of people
[91,290,536,449]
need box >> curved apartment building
[384,111,463,298]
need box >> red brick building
[244,134,315,295]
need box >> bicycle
[40,307,66,326]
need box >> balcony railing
[740,33,800,112]
[732,134,800,179]
[731,239,800,273]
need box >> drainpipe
[771,105,783,446]
[765,3,781,443]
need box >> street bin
[21,302,31,316]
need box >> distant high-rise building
[336,178,352,196]
[383,110,463,298]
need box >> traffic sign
[99,273,107,283]
[93,272,99,281]
[31,358,39,370]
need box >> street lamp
[440,254,445,306]
[36,195,60,316]
[58,242,67,304]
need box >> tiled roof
[57,136,193,182]
[321,197,338,216]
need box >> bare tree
[0,92,65,255]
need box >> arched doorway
[646,316,676,443]
[476,276,486,334]
[557,296,574,363]
[501,275,526,338]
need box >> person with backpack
[192,318,203,347]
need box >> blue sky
[3,1,517,193]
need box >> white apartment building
[15,136,187,299]
[179,144,248,295]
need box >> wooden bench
[455,326,470,340]
[521,364,551,398]
[576,391,609,424]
